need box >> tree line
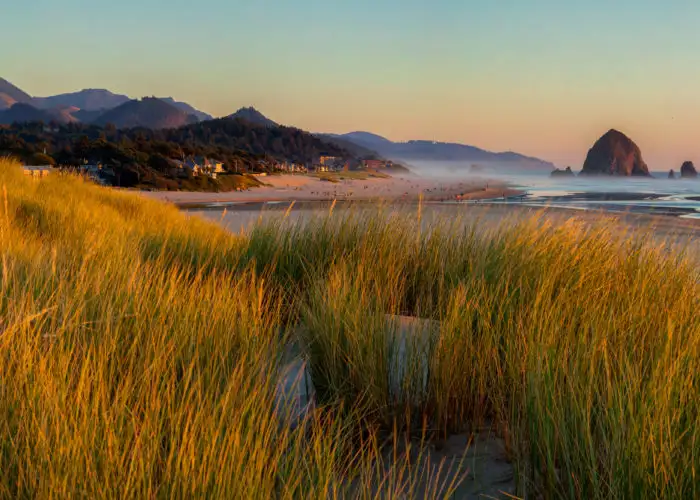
[0,119,353,188]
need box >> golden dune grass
[1,158,698,498]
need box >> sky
[3,0,700,168]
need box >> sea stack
[551,166,575,177]
[580,129,650,176]
[680,161,698,178]
[668,169,676,179]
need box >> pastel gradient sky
[3,0,700,167]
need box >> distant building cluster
[319,156,340,166]
[21,153,378,184]
[268,157,353,174]
[82,164,108,184]
[314,156,349,172]
[173,158,225,178]
[38,156,228,185]
[312,164,342,173]
[362,159,393,170]
[273,162,308,173]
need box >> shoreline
[138,172,700,226]
[194,199,700,232]
[139,173,523,207]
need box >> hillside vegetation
[0,119,351,168]
[1,159,698,498]
[0,119,354,188]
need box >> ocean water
[472,173,700,218]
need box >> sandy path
[277,316,516,498]
[139,174,522,206]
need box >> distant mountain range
[160,97,213,122]
[0,77,555,170]
[0,103,59,124]
[0,78,212,129]
[0,78,33,110]
[315,133,383,160]
[92,97,199,129]
[32,88,131,112]
[322,131,555,171]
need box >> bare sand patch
[276,315,516,498]
[139,174,520,206]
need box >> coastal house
[319,156,340,167]
[362,159,392,170]
[172,160,188,177]
[22,165,53,178]
[275,162,308,173]
[174,159,201,177]
[173,157,224,178]
[311,162,342,173]
[82,164,107,185]
[200,158,225,179]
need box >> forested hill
[0,117,353,168]
[168,118,349,163]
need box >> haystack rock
[580,129,650,176]
[680,161,698,178]
[668,169,676,179]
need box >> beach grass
[0,161,460,498]
[1,158,699,498]
[310,170,390,183]
[136,171,263,192]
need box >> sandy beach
[139,173,522,206]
